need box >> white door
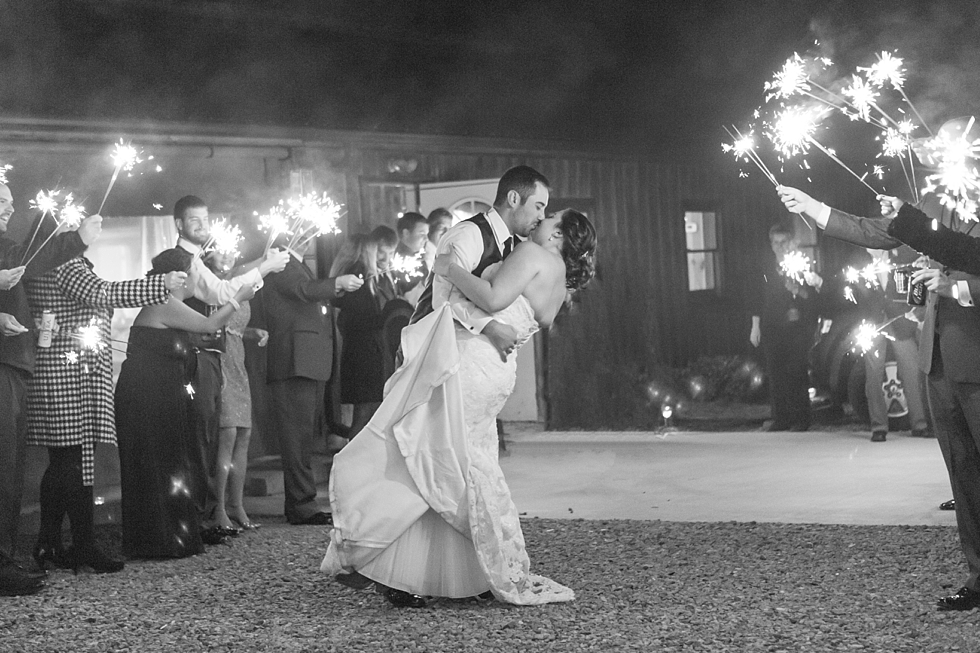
[419,179,539,423]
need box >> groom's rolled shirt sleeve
[432,222,494,334]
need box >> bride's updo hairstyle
[557,209,597,291]
[149,247,194,276]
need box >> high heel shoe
[229,515,261,530]
[66,544,125,574]
[32,542,68,571]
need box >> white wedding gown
[321,270,574,605]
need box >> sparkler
[919,116,980,221]
[851,316,903,355]
[200,220,243,259]
[389,251,425,280]
[20,189,62,264]
[257,192,344,253]
[22,194,88,268]
[0,164,11,185]
[98,140,143,214]
[778,251,815,286]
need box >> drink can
[38,311,55,348]
[907,278,926,306]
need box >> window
[684,209,720,291]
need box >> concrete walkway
[21,427,956,530]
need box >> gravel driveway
[4,518,978,652]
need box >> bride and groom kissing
[320,165,597,607]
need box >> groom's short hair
[494,166,550,207]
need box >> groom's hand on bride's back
[483,320,518,362]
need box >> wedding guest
[749,221,822,432]
[779,184,980,611]
[172,196,287,540]
[424,207,454,270]
[255,235,362,525]
[204,250,267,532]
[25,215,186,573]
[392,212,430,306]
[0,184,101,597]
[854,246,929,442]
[115,248,254,559]
[330,231,397,439]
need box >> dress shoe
[871,430,887,442]
[940,499,956,511]
[66,544,125,574]
[937,586,980,611]
[383,587,426,608]
[201,526,232,545]
[0,561,45,596]
[33,542,68,571]
[290,512,332,526]
[335,571,374,591]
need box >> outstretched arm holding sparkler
[886,201,980,279]
[777,185,903,250]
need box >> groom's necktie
[502,236,514,258]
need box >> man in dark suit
[410,165,551,360]
[749,221,823,432]
[0,183,102,596]
[258,237,362,525]
[779,185,980,611]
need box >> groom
[411,165,551,359]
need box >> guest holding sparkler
[851,246,930,442]
[778,184,980,611]
[329,231,398,439]
[203,249,267,532]
[749,221,823,432]
[115,248,255,559]
[255,233,362,526]
[392,212,430,307]
[24,216,186,573]
[172,196,288,543]
[0,183,102,597]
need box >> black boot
[66,485,124,573]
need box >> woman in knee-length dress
[322,209,596,606]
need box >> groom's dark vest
[409,213,504,325]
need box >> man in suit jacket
[779,185,980,611]
[410,165,551,360]
[258,237,362,525]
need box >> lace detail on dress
[454,271,573,604]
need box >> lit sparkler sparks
[764,54,811,101]
[722,127,778,185]
[766,105,826,159]
[257,192,345,252]
[861,51,907,89]
[389,251,425,280]
[98,139,146,214]
[779,251,814,286]
[185,383,196,398]
[841,76,879,123]
[30,189,59,217]
[74,318,104,352]
[0,164,12,184]
[919,116,980,221]
[202,220,243,258]
[22,193,88,267]
[852,317,901,355]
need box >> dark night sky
[1,0,979,161]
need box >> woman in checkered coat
[24,248,185,573]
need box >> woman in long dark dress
[115,248,255,558]
[330,229,397,438]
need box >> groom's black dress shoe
[383,588,426,608]
[290,512,333,526]
[940,499,956,511]
[937,586,980,611]
[335,571,374,591]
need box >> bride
[321,208,597,607]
